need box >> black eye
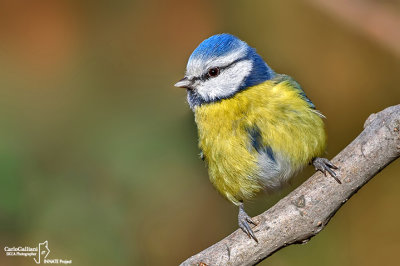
[207,67,220,78]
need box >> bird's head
[175,33,275,110]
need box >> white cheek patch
[196,59,253,101]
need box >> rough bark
[181,105,400,266]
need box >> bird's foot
[238,203,258,242]
[312,157,341,184]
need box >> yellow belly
[194,79,327,205]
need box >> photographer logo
[4,241,72,264]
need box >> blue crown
[188,34,275,89]
[188,34,246,62]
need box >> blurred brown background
[0,0,399,265]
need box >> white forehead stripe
[186,44,247,77]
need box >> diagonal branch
[181,105,400,266]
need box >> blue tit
[175,33,339,241]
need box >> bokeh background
[0,0,399,265]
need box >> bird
[174,33,340,242]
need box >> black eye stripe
[192,57,246,82]
[219,57,246,71]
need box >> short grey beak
[174,77,193,89]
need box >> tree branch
[181,105,400,266]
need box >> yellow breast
[194,78,327,205]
